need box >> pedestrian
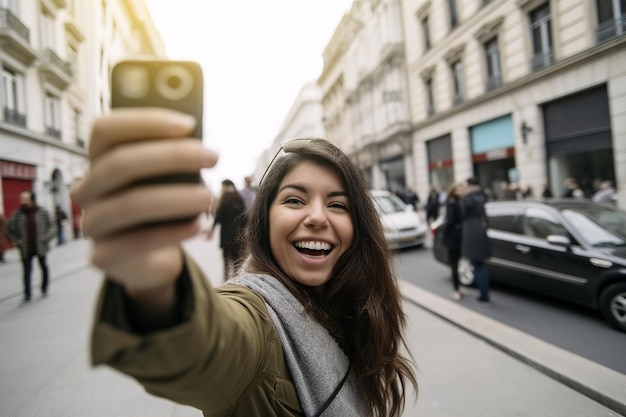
[425,184,440,224]
[562,177,583,198]
[54,204,68,245]
[592,180,615,203]
[442,182,465,301]
[402,187,420,210]
[206,179,248,281]
[71,108,418,417]
[461,177,492,303]
[240,175,257,210]
[5,191,55,303]
[541,179,553,198]
[0,212,7,262]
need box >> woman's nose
[304,203,329,229]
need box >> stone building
[401,0,625,205]
[0,0,164,234]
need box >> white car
[370,190,427,250]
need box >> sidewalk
[0,236,624,416]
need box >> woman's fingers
[90,222,200,290]
[76,139,217,206]
[89,108,197,159]
[82,184,213,239]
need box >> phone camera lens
[167,75,182,90]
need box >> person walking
[54,204,68,245]
[240,175,257,210]
[461,177,492,303]
[0,212,7,262]
[72,108,417,417]
[206,179,248,281]
[442,182,465,301]
[592,180,616,203]
[6,191,55,303]
[425,185,440,224]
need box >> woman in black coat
[207,179,247,281]
[442,182,465,301]
[461,178,492,303]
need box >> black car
[432,199,626,332]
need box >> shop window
[529,3,554,70]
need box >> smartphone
[111,59,204,224]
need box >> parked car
[432,199,626,332]
[371,190,427,250]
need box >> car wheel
[458,257,475,286]
[599,282,626,332]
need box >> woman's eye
[329,202,349,211]
[284,197,304,205]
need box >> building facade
[0,0,164,235]
[400,0,625,206]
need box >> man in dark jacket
[6,191,55,303]
[461,177,492,303]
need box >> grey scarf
[228,272,369,417]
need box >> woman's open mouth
[293,241,333,257]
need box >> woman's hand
[71,108,217,297]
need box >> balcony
[3,106,27,127]
[531,49,554,71]
[38,48,73,89]
[596,15,626,43]
[46,126,62,139]
[0,8,37,64]
[485,75,502,91]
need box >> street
[1,235,625,416]
[395,245,626,375]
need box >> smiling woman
[143,0,353,191]
[79,103,417,416]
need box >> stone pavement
[1,234,625,417]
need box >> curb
[399,279,626,416]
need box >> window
[2,67,26,126]
[486,205,523,233]
[40,9,55,49]
[73,109,83,147]
[449,0,459,29]
[44,92,61,138]
[484,37,501,91]
[422,16,431,50]
[530,3,553,70]
[0,0,19,12]
[451,60,464,104]
[596,0,626,42]
[426,78,435,116]
[522,208,568,239]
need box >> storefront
[543,85,614,198]
[426,134,454,192]
[469,114,517,198]
[1,160,37,217]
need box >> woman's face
[269,161,354,290]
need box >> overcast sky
[143,0,353,192]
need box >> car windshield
[373,195,406,214]
[561,206,626,247]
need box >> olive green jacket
[91,253,303,416]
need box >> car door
[484,203,528,284]
[513,206,597,303]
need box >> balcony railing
[596,15,626,43]
[485,75,502,91]
[46,126,62,139]
[3,106,27,127]
[531,49,554,71]
[41,48,73,77]
[0,8,30,42]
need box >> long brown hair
[244,138,417,417]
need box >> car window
[373,195,406,214]
[561,207,626,247]
[522,207,568,239]
[486,204,522,233]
